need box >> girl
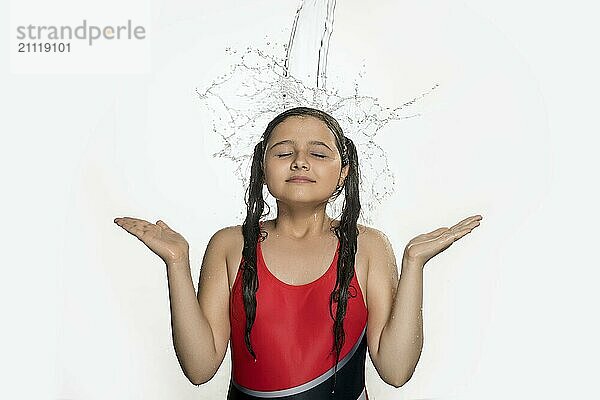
[114,107,482,399]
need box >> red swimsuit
[228,224,369,399]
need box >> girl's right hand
[114,217,190,266]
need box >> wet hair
[240,106,361,394]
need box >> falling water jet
[285,0,337,90]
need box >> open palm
[114,217,189,265]
[404,214,483,267]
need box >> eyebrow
[269,139,333,152]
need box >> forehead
[268,115,335,144]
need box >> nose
[291,152,310,170]
[292,160,309,170]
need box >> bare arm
[167,228,232,385]
[365,228,423,387]
[376,259,424,386]
[166,260,216,385]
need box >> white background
[1,0,598,399]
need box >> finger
[425,227,449,236]
[431,231,455,253]
[451,225,479,241]
[121,224,146,240]
[156,220,171,230]
[451,217,472,230]
[451,215,481,231]
[120,218,157,233]
[115,218,138,234]
[115,219,142,231]
[116,219,155,235]
[452,219,481,232]
[114,216,149,225]
[131,218,156,230]
[453,229,472,241]
[412,229,447,244]
[439,229,456,244]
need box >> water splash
[195,0,438,224]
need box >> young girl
[114,107,482,399]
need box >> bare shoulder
[206,224,244,254]
[355,224,396,273]
[330,221,388,272]
[356,223,391,242]
[210,224,242,243]
[332,220,370,237]
[207,224,244,287]
[210,224,242,240]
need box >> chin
[275,194,329,204]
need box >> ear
[338,164,350,186]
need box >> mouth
[287,177,316,183]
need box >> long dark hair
[240,106,361,394]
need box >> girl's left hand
[403,214,483,268]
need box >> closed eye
[276,153,327,158]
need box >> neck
[271,204,334,240]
